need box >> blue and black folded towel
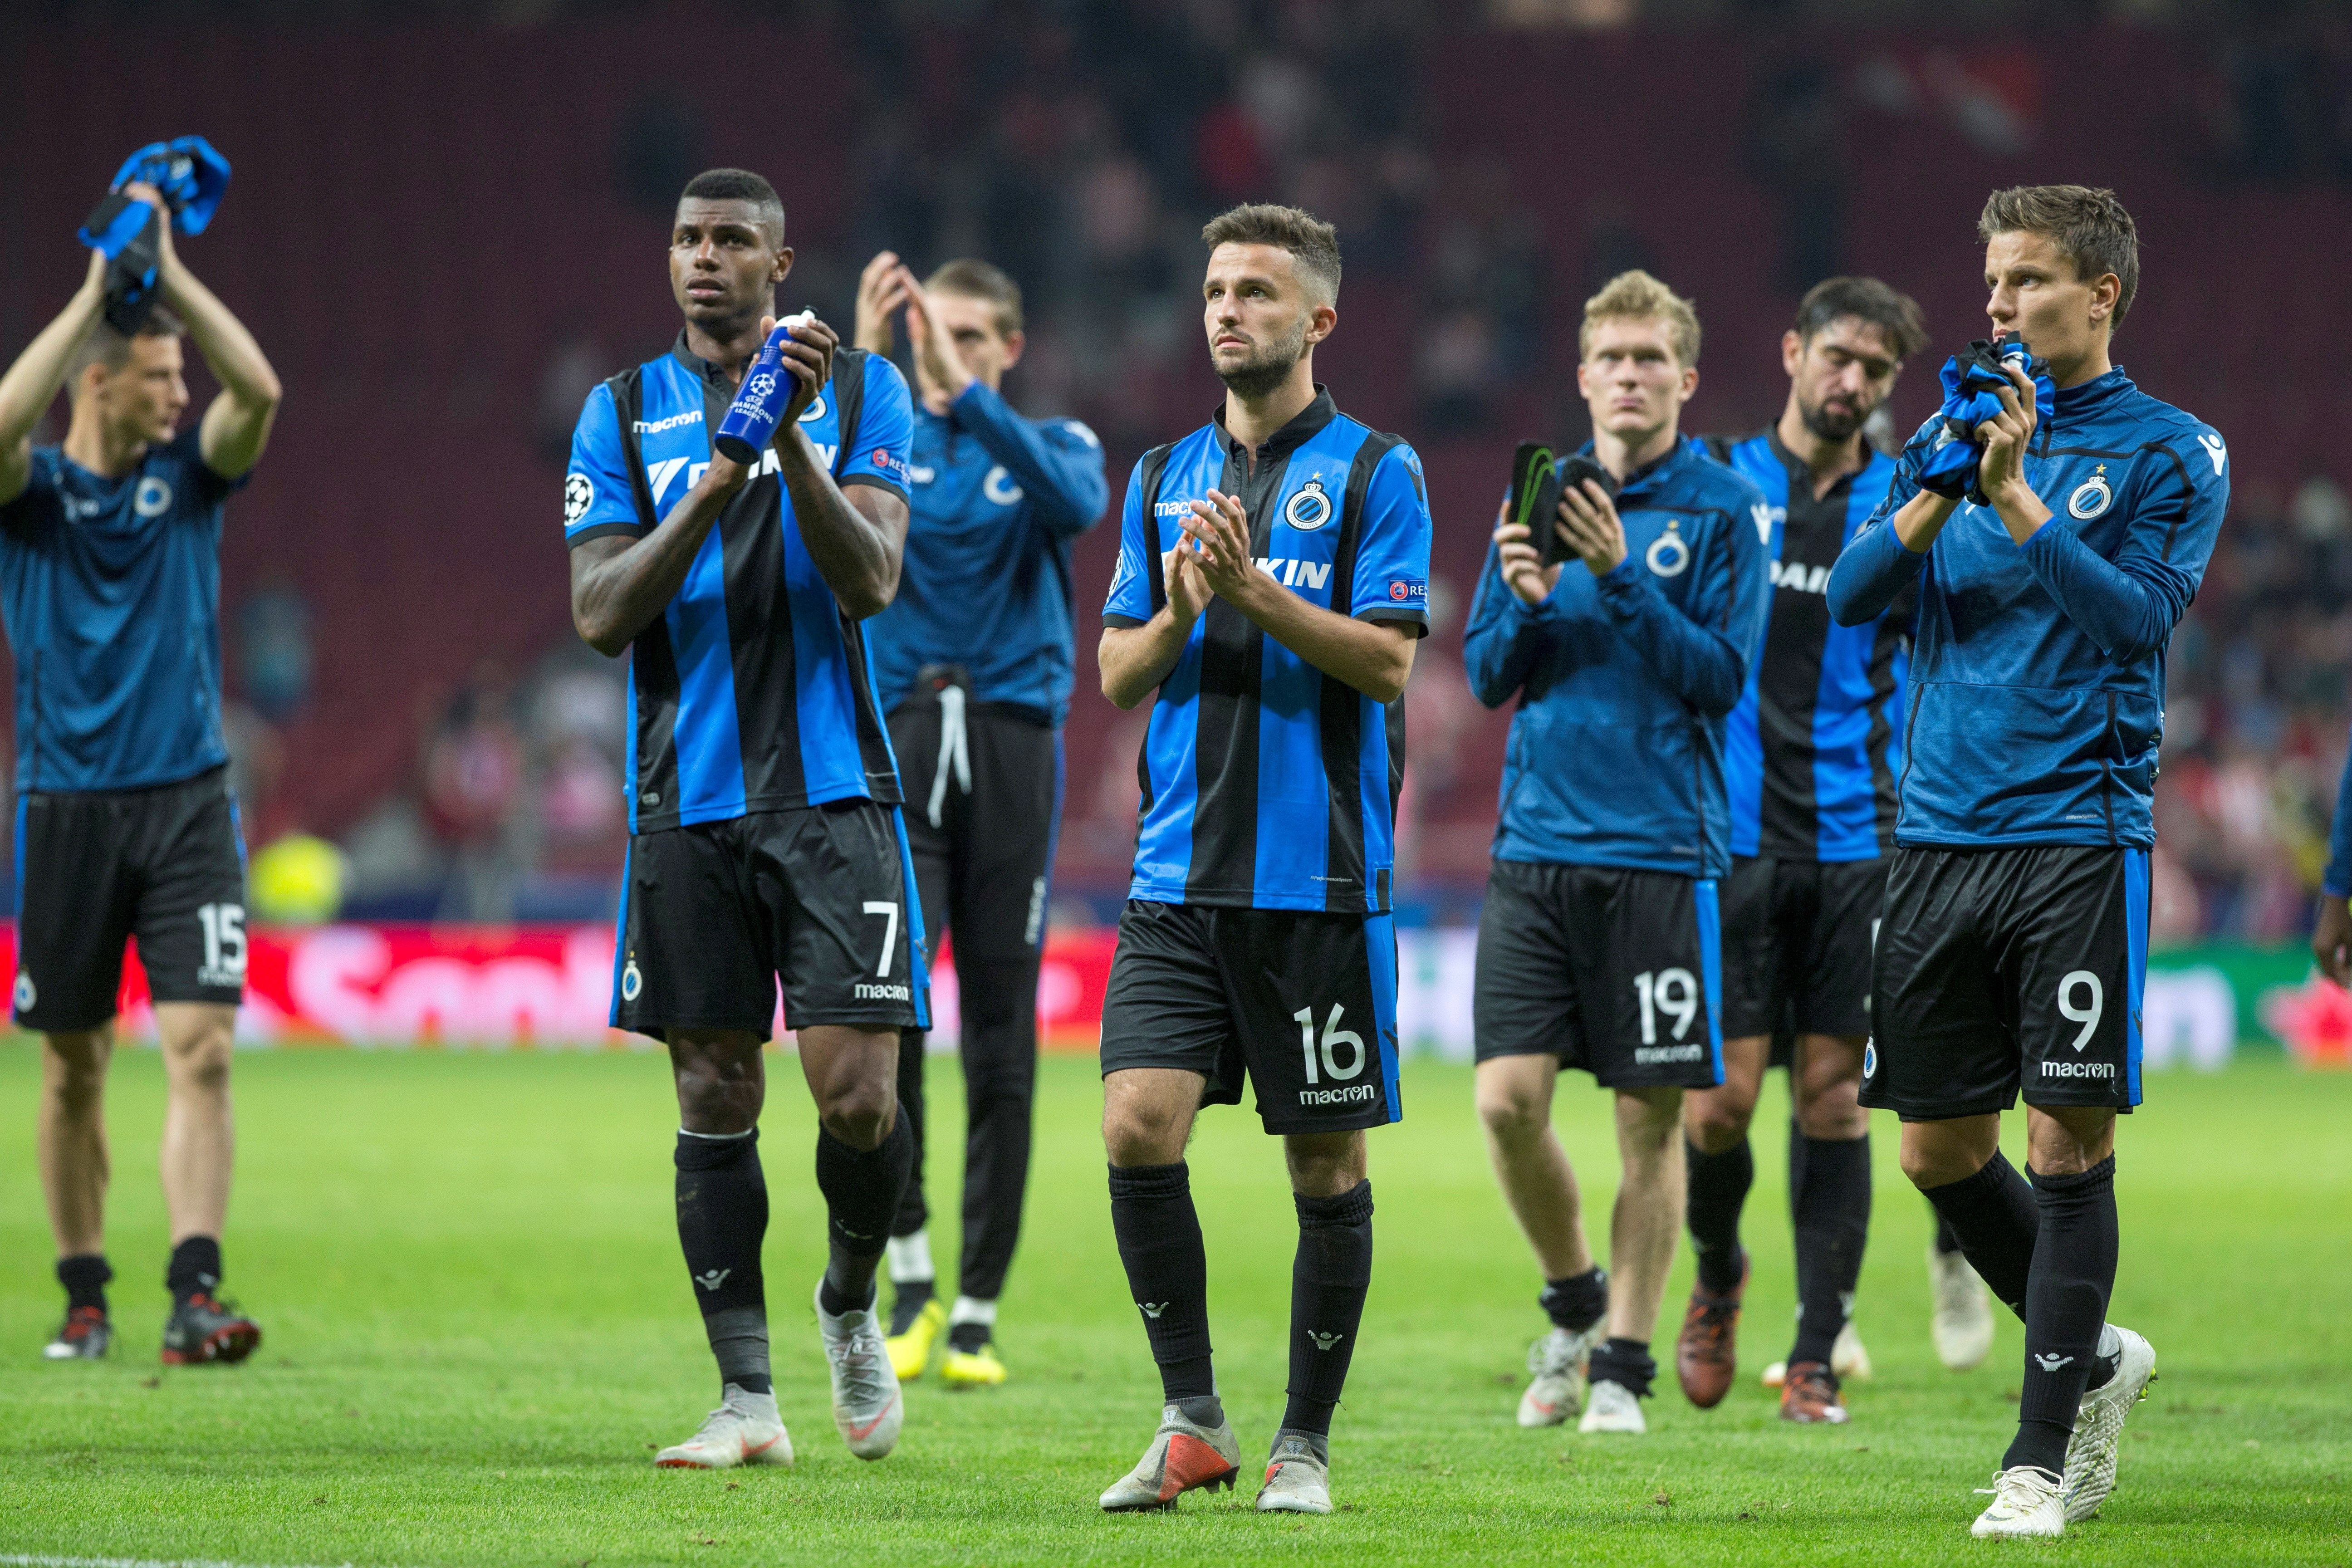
[77,136,232,334]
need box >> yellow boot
[885,1298,944,1382]
[940,1340,1008,1389]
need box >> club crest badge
[2068,464,2113,520]
[134,477,173,519]
[621,959,643,1003]
[1645,519,1691,578]
[1284,478,1333,532]
[797,394,828,423]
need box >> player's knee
[817,1080,897,1151]
[1475,1083,1546,1142]
[1685,1097,1752,1154]
[1474,1061,1551,1141]
[1896,1133,1985,1191]
[44,1037,110,1114]
[1794,1079,1867,1140]
[1100,1098,1184,1166]
[163,1032,234,1095]
[672,1061,758,1132]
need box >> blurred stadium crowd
[0,0,2347,941]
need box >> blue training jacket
[0,429,240,793]
[1826,368,2228,849]
[867,381,1107,725]
[1465,436,1772,879]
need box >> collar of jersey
[1760,421,1874,495]
[668,328,741,388]
[2051,366,2133,421]
[1573,432,1688,498]
[1211,384,1338,462]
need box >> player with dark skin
[568,194,912,1156]
[2313,893,2352,987]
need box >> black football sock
[1539,1267,1608,1334]
[676,1128,771,1395]
[890,1027,930,1239]
[2005,1157,2118,1479]
[1931,1201,1965,1257]
[1107,1162,1214,1402]
[1920,1149,2039,1320]
[1587,1337,1657,1398]
[166,1236,222,1304]
[817,1116,913,1315]
[1280,1181,1373,1439]
[946,1294,997,1353]
[1685,1137,1753,1295]
[1789,1134,1871,1367]
[59,1253,112,1315]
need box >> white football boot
[1099,1400,1241,1510]
[1518,1323,1603,1428]
[1931,1245,1996,1372]
[1255,1432,1333,1514]
[1971,1465,2065,1539]
[654,1383,793,1469]
[1577,1378,1646,1435]
[2062,1326,2156,1523]
[815,1282,903,1460]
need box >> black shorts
[888,672,1060,970]
[1098,899,1401,1135]
[613,799,928,1041]
[1721,855,1883,1040]
[14,765,247,1032]
[1472,859,1725,1090]
[1862,845,2147,1120]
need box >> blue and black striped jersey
[1102,389,1432,913]
[564,333,916,834]
[1714,430,1908,863]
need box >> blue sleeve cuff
[1594,556,1647,611]
[1504,587,1559,622]
[949,378,1000,421]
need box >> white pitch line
[0,1555,370,1568]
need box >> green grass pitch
[0,1044,2346,1566]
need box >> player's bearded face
[1210,309,1309,399]
[1794,323,1898,443]
[1203,246,1319,401]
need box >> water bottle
[714,310,813,464]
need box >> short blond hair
[1579,270,1700,368]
